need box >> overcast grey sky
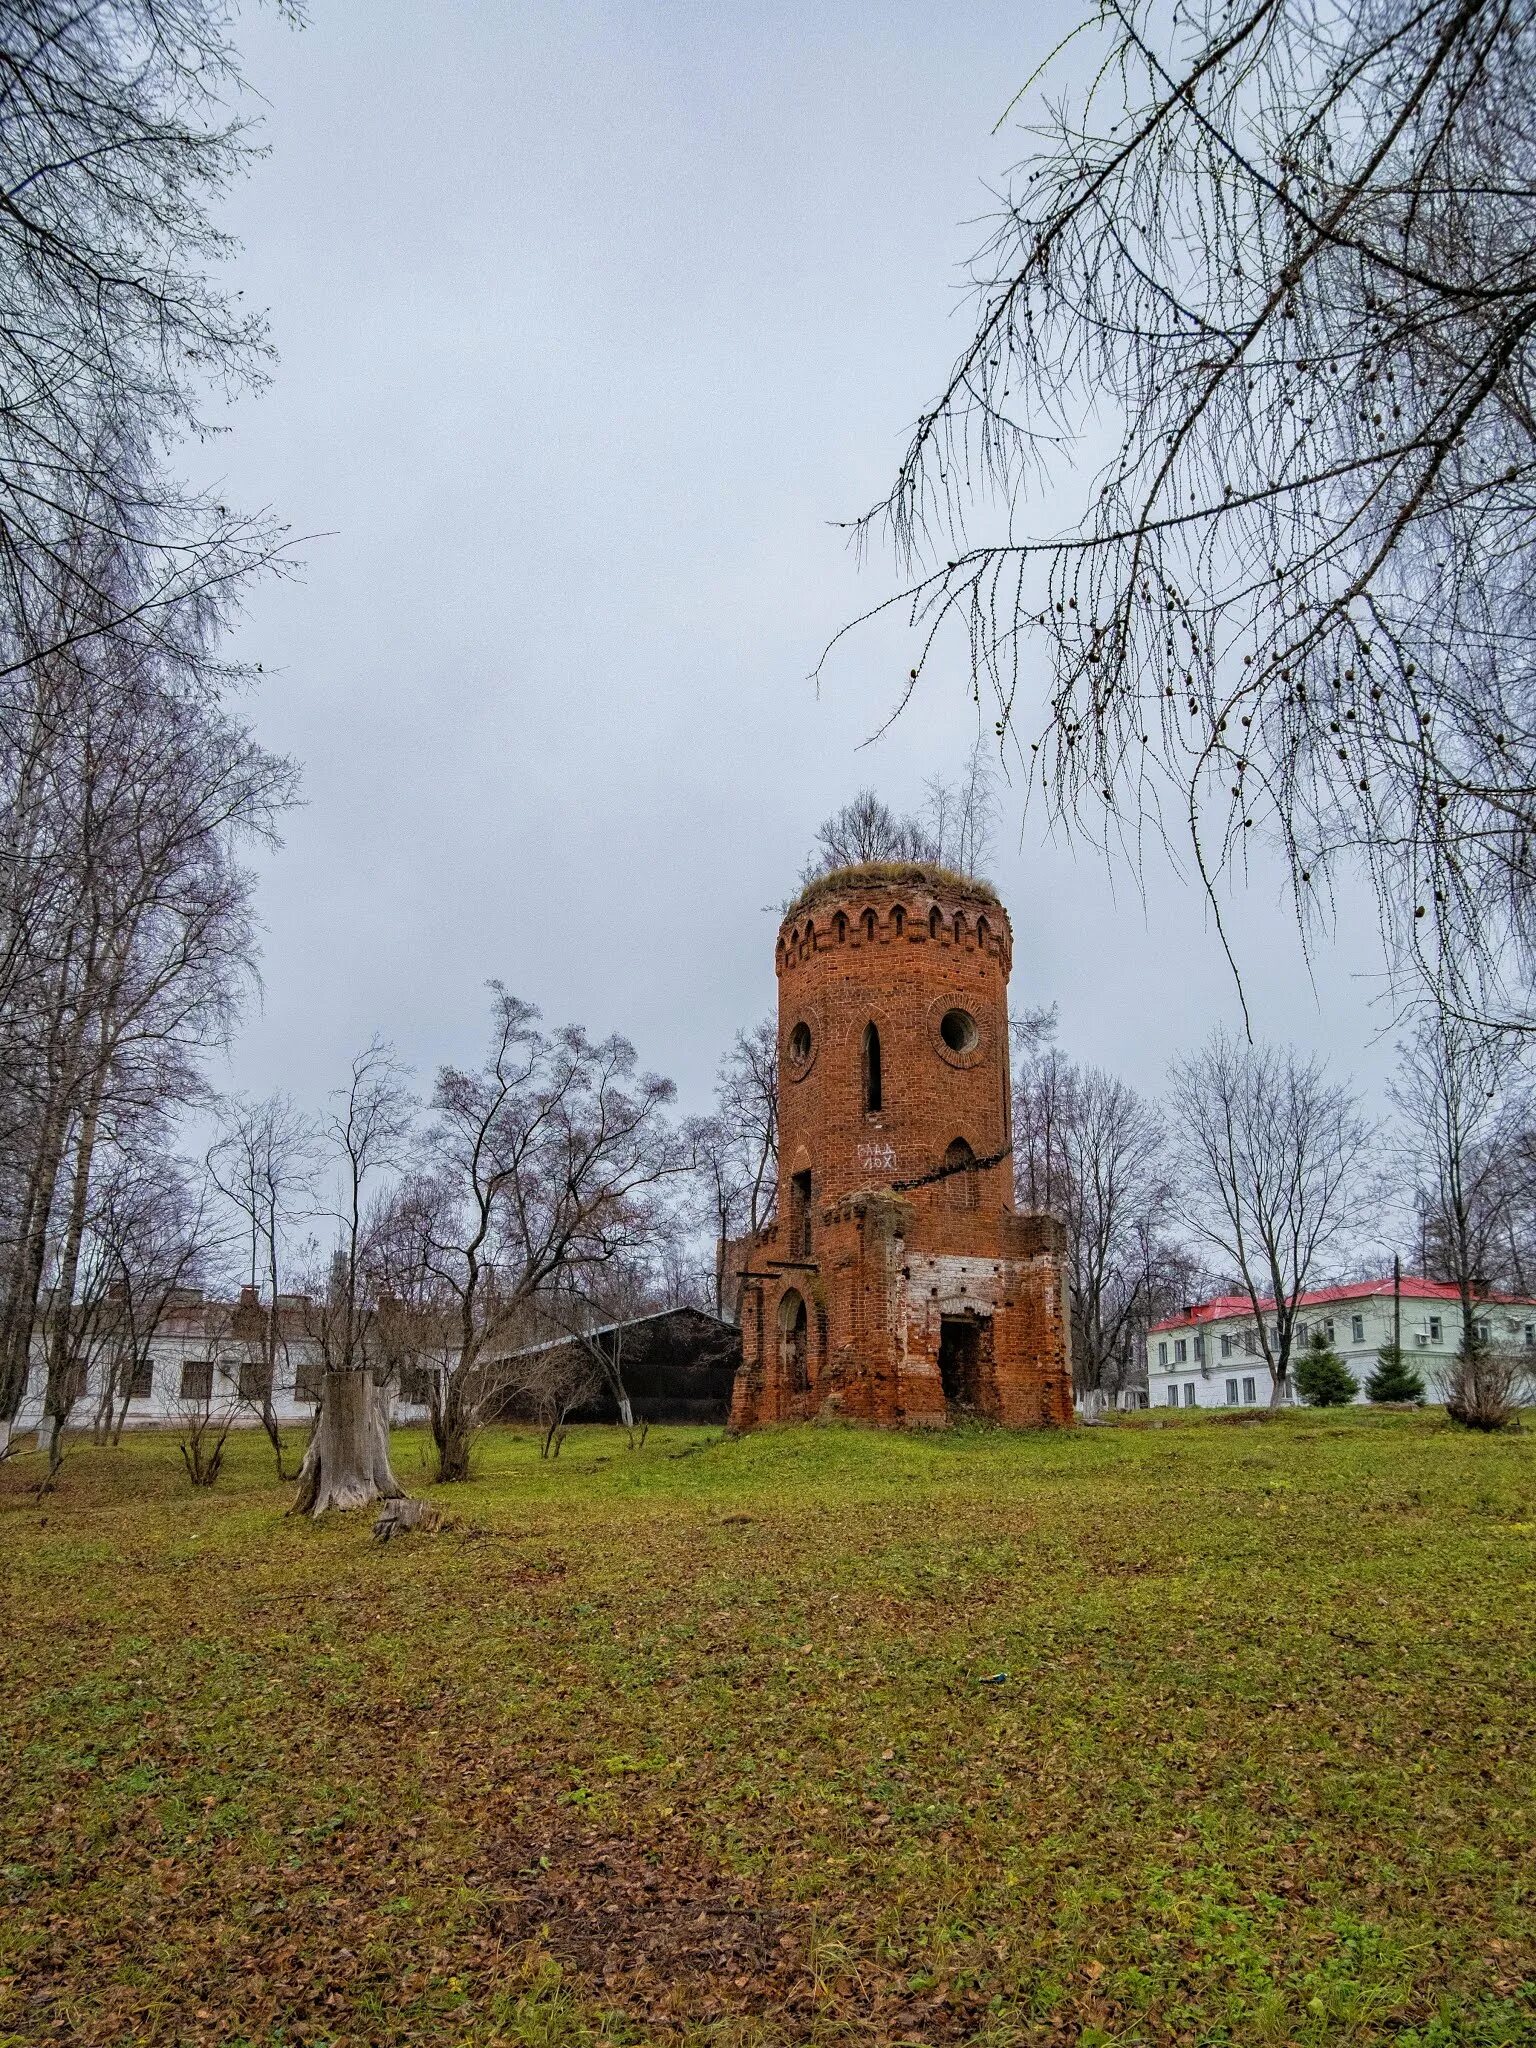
[202,0,1396,1125]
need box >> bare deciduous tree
[1171,1031,1374,1405]
[805,791,934,874]
[0,1,294,679]
[801,752,1001,888]
[831,1,1536,1024]
[0,0,298,1455]
[1390,1014,1532,1423]
[208,1092,319,1476]
[688,1017,778,1316]
[87,1149,217,1449]
[290,1043,411,1517]
[920,740,1000,881]
[0,583,296,1456]
[1013,1045,1184,1399]
[397,986,682,1484]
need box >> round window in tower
[940,1008,979,1053]
[787,1020,813,1065]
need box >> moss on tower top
[785,860,1001,921]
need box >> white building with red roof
[1146,1275,1536,1408]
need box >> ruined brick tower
[729,865,1073,1429]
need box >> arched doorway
[778,1289,809,1394]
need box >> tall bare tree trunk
[291,1369,402,1516]
[434,1371,475,1485]
[258,1245,293,1479]
[39,1085,104,1476]
[0,1091,71,1441]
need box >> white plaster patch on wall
[903,1253,1012,1332]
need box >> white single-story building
[1147,1275,1536,1408]
[7,1284,435,1440]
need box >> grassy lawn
[1,1412,1533,2048]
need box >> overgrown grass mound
[786,860,1000,919]
[2,1412,1532,2045]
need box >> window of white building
[1182,1383,1196,1407]
[1193,1334,1205,1363]
[1242,1375,1257,1404]
[1220,1334,1234,1358]
[1225,1377,1239,1404]
[1166,1385,1178,1407]
[1158,1341,1168,1367]
[1429,1315,1443,1344]
[180,1358,213,1400]
[1174,1338,1187,1363]
[1351,1314,1365,1344]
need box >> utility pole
[1393,1253,1402,1361]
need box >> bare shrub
[1443,1349,1530,1433]
[176,1378,239,1488]
[510,1342,603,1462]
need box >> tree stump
[373,1499,442,1543]
[291,1368,404,1518]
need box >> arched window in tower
[945,1136,979,1209]
[862,908,877,942]
[862,1022,883,1114]
[891,905,906,937]
[929,905,941,940]
[789,1168,812,1258]
[779,1289,809,1393]
[833,911,847,944]
[976,914,992,952]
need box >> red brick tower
[729,865,1073,1429]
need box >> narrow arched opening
[778,1289,809,1394]
[789,1167,812,1258]
[945,1136,979,1209]
[862,1022,883,1114]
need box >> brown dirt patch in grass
[492,1817,798,2018]
[487,1814,988,2042]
